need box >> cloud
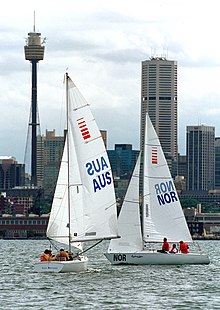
[1,0,220,163]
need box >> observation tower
[24,22,45,186]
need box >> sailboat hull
[34,256,88,273]
[105,251,210,265]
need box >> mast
[65,73,72,253]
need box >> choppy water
[0,239,219,309]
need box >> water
[0,240,219,309]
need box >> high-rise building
[107,144,139,199]
[141,57,178,161]
[186,125,215,190]
[36,130,65,202]
[108,144,139,178]
[0,156,25,190]
[215,137,220,188]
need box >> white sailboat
[105,113,210,265]
[34,73,118,272]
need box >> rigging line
[47,238,59,251]
[78,240,103,255]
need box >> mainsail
[47,76,118,246]
[143,114,192,243]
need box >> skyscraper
[186,125,215,190]
[215,137,220,188]
[36,130,65,201]
[141,57,178,161]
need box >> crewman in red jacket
[179,240,189,254]
[157,237,170,253]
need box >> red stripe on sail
[152,147,158,164]
[77,117,91,140]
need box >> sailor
[56,249,69,261]
[179,240,189,254]
[157,237,170,253]
[170,243,178,254]
[40,249,54,261]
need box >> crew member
[56,249,69,261]
[157,237,170,253]
[170,243,178,254]
[179,240,189,254]
[40,249,54,261]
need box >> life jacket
[162,241,170,252]
[180,243,189,254]
[40,254,49,261]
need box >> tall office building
[0,157,25,190]
[36,130,65,201]
[214,137,220,188]
[186,125,215,190]
[141,57,178,161]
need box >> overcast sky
[1,0,220,163]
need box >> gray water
[0,239,219,309]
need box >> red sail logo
[152,147,158,164]
[77,117,91,140]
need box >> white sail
[108,154,143,253]
[46,140,83,250]
[47,76,118,245]
[143,114,192,243]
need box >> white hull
[34,256,88,273]
[105,251,210,265]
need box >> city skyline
[1,1,220,163]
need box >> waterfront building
[0,215,49,239]
[141,57,178,162]
[186,125,215,190]
[215,137,220,188]
[184,207,220,237]
[0,156,25,190]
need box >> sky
[1,0,220,163]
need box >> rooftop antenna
[33,11,36,32]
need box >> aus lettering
[155,181,178,206]
[93,171,112,192]
[86,156,108,176]
[113,254,127,262]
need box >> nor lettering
[154,181,174,195]
[113,254,126,262]
[157,191,178,206]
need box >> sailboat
[105,113,210,265]
[34,73,118,272]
